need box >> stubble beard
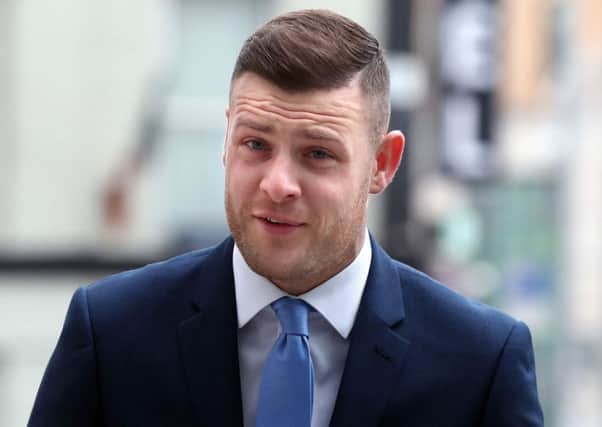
[224,178,370,294]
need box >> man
[29,9,544,427]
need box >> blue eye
[246,140,266,151]
[308,149,331,160]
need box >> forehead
[229,73,367,132]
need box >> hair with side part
[230,9,391,148]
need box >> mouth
[254,214,305,233]
[264,217,292,225]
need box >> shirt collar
[233,229,372,339]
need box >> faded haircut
[230,9,391,148]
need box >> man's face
[224,73,379,295]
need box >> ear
[222,107,230,166]
[369,130,405,194]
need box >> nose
[259,155,302,203]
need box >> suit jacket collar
[329,233,411,427]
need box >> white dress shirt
[233,230,372,427]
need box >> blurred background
[0,0,600,425]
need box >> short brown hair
[231,9,390,147]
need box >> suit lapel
[330,236,411,427]
[177,237,243,426]
[174,235,410,426]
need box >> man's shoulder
[90,245,216,290]
[390,258,521,350]
[83,237,233,314]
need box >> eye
[308,149,332,160]
[245,139,267,151]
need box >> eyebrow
[297,127,341,143]
[234,118,274,133]
[234,117,342,144]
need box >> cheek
[226,163,257,203]
[307,179,352,214]
[325,172,370,214]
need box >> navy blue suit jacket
[29,236,544,426]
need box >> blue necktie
[256,297,314,427]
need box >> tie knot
[271,297,310,336]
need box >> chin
[252,258,297,280]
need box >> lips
[254,213,304,227]
[253,213,305,236]
[265,217,286,225]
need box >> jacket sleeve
[479,321,544,426]
[28,286,101,427]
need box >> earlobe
[369,130,405,194]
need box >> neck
[271,231,367,296]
